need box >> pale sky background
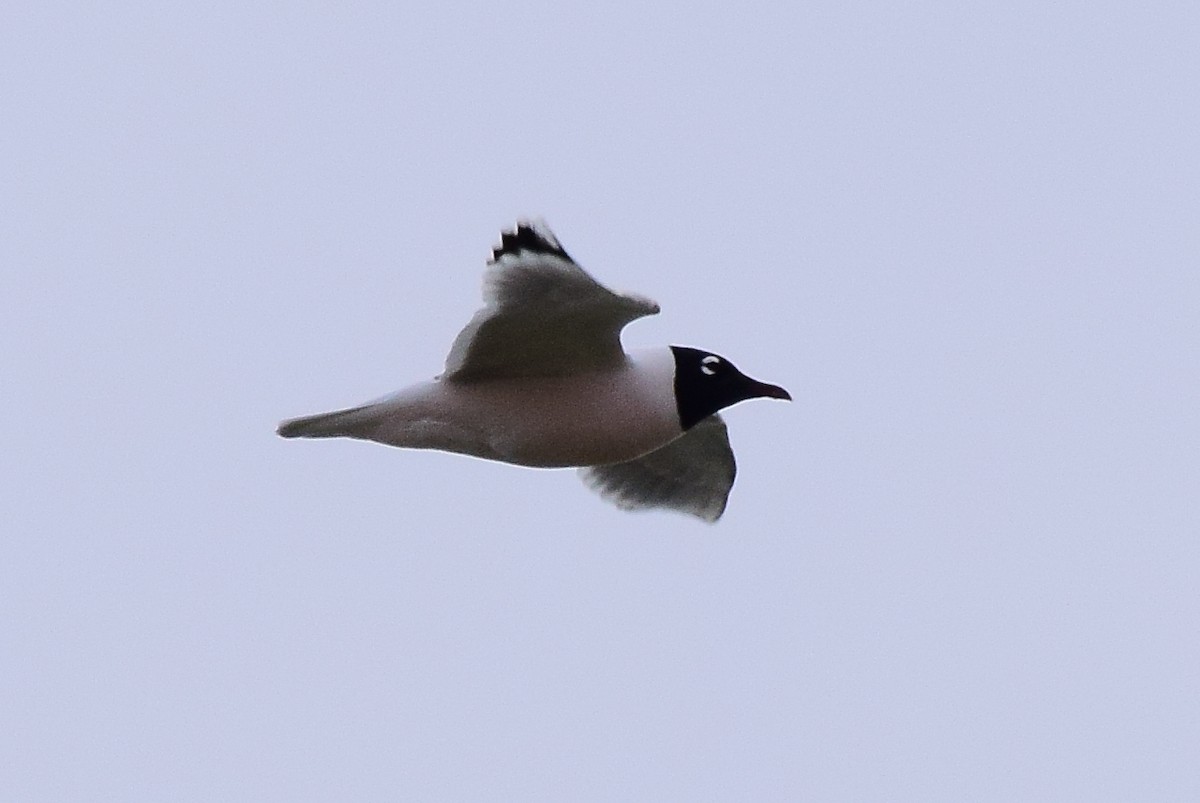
[3,2,1198,800]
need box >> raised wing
[578,415,737,523]
[442,219,660,382]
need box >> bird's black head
[670,346,791,430]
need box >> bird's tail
[276,405,375,439]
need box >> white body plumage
[295,348,681,468]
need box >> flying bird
[278,219,790,521]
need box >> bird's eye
[700,355,721,376]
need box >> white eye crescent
[700,355,720,376]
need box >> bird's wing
[442,219,660,382]
[577,414,736,523]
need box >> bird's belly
[365,365,682,468]
[459,375,682,468]
[494,404,679,468]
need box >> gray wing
[578,415,737,523]
[442,219,660,383]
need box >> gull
[278,219,790,522]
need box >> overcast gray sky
[4,1,1198,800]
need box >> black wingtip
[489,219,573,264]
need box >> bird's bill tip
[756,381,792,401]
